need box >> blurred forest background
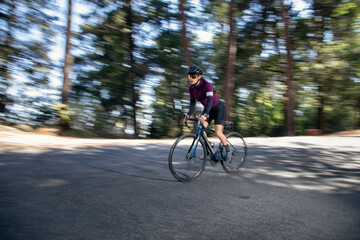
[0,0,359,138]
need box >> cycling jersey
[189,79,220,109]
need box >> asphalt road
[0,136,359,240]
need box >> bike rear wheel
[168,134,206,182]
[221,132,247,173]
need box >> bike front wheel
[168,134,206,182]
[221,132,247,173]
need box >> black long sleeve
[202,96,213,116]
[187,98,196,116]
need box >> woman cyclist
[183,65,232,162]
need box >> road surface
[0,134,359,239]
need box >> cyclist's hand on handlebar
[200,115,208,125]
[183,114,189,122]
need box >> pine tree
[281,0,295,135]
[62,0,73,105]
[73,0,147,136]
[179,0,192,68]
[0,0,57,123]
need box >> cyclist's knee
[214,128,223,138]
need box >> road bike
[168,115,247,182]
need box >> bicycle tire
[168,134,206,182]
[221,132,247,173]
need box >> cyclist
[183,64,232,162]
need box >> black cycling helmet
[187,65,203,75]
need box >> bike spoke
[221,132,247,173]
[168,134,206,182]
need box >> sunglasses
[188,74,197,79]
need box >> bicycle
[168,114,247,182]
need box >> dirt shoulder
[0,125,359,150]
[0,125,172,149]
[325,129,360,137]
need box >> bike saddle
[223,121,233,130]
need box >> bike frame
[187,120,221,161]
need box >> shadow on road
[1,138,360,240]
[0,139,359,192]
[243,142,360,195]
[0,144,177,185]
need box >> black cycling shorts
[204,100,226,125]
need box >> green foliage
[72,0,149,137]
[1,0,359,138]
[234,82,284,137]
[51,103,73,129]
[0,0,57,124]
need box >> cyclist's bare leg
[214,125,227,146]
[200,118,227,146]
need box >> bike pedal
[210,161,218,166]
[209,157,218,166]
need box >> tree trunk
[178,0,192,135]
[316,85,325,132]
[357,104,360,129]
[1,0,16,114]
[223,0,237,121]
[126,0,138,137]
[61,0,73,104]
[179,0,192,68]
[313,2,326,133]
[281,0,295,135]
